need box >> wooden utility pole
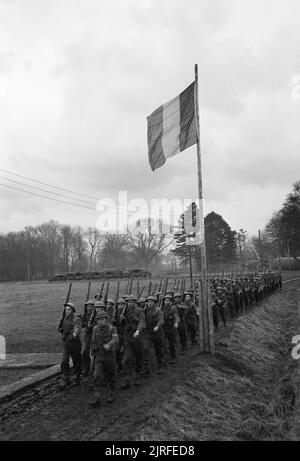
[258,230,263,271]
[194,64,215,354]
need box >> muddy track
[0,281,297,441]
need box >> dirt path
[0,282,298,441]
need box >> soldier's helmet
[163,294,173,300]
[173,292,182,299]
[96,310,108,320]
[84,299,95,306]
[165,290,173,296]
[126,294,137,302]
[106,298,115,305]
[94,300,105,309]
[145,295,157,302]
[64,301,75,312]
[117,298,126,305]
[156,291,162,297]
[184,291,192,297]
[137,297,146,304]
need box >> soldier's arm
[107,326,119,348]
[73,316,82,336]
[156,308,164,329]
[136,308,146,333]
[173,306,180,326]
[91,326,96,351]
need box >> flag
[147,82,197,171]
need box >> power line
[0,176,97,206]
[0,169,187,222]
[0,168,100,201]
[0,183,96,210]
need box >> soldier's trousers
[81,332,91,373]
[61,339,82,381]
[123,336,143,376]
[186,322,197,344]
[164,328,177,359]
[93,353,116,398]
[115,336,124,372]
[178,322,187,350]
[143,331,164,367]
[212,305,219,329]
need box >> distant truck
[48,268,151,282]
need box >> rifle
[115,280,120,304]
[96,282,104,300]
[148,281,152,297]
[158,278,163,293]
[125,279,130,294]
[58,283,72,331]
[129,275,134,295]
[159,278,169,308]
[151,283,158,296]
[138,285,145,299]
[82,281,91,326]
[136,279,140,296]
[104,282,110,307]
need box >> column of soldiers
[58,271,282,408]
[210,271,282,329]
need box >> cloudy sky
[0,0,299,237]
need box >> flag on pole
[147,82,197,171]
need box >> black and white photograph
[0,0,299,445]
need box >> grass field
[0,277,167,353]
[0,270,297,354]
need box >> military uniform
[141,296,164,376]
[59,302,82,386]
[184,297,198,347]
[115,299,126,373]
[120,295,145,389]
[81,299,95,375]
[162,295,179,364]
[173,293,187,354]
[90,311,119,407]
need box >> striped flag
[147,82,197,171]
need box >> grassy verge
[137,287,300,441]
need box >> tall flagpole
[194,64,215,355]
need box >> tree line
[252,181,300,265]
[0,209,252,282]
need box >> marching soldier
[141,295,164,377]
[173,292,187,354]
[90,310,119,408]
[106,298,116,325]
[59,302,82,387]
[137,297,146,310]
[184,292,198,347]
[81,299,95,376]
[119,294,145,390]
[162,294,179,364]
[115,298,126,374]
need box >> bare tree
[127,220,172,269]
[85,228,102,271]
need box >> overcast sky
[0,0,299,237]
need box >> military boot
[157,364,163,375]
[141,365,150,378]
[107,389,116,404]
[73,375,81,386]
[120,376,131,390]
[89,397,101,408]
[134,372,142,386]
[60,377,71,389]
